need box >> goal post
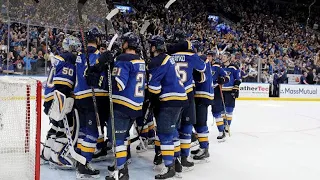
[0,76,42,180]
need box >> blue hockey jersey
[147,53,188,107]
[171,51,206,98]
[74,46,108,100]
[194,56,214,105]
[43,52,76,113]
[212,62,229,89]
[222,64,241,91]
[112,53,146,118]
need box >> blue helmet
[191,40,204,53]
[122,32,140,50]
[149,35,166,51]
[206,50,216,56]
[86,27,101,42]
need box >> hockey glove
[85,66,102,87]
[217,76,225,85]
[231,86,239,98]
[98,51,114,70]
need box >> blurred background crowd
[0,0,320,89]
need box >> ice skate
[105,164,129,180]
[153,152,163,170]
[181,156,194,172]
[155,164,176,179]
[76,162,100,179]
[217,131,226,142]
[193,148,210,164]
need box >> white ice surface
[40,100,320,180]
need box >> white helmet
[62,35,82,52]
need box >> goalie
[41,35,81,169]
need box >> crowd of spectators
[0,0,319,85]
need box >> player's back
[147,53,187,107]
[74,46,108,101]
[223,64,240,91]
[194,57,214,103]
[44,52,76,113]
[171,51,206,95]
[112,53,146,118]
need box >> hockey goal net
[0,76,42,180]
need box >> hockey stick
[165,0,176,35]
[219,85,231,137]
[139,20,151,61]
[77,0,117,136]
[104,5,120,180]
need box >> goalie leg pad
[48,90,74,121]
[50,136,74,169]
[41,128,56,161]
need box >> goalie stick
[53,90,87,165]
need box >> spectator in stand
[300,71,309,84]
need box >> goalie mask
[62,35,82,54]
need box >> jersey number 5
[135,73,145,97]
[175,62,188,83]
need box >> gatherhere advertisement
[279,84,320,98]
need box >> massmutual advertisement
[279,84,320,98]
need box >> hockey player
[104,32,146,180]
[147,35,188,179]
[221,52,241,133]
[192,41,212,162]
[212,52,230,141]
[169,33,206,171]
[74,27,108,179]
[42,35,80,169]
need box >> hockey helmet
[122,32,140,50]
[149,35,166,51]
[86,27,102,42]
[62,35,82,52]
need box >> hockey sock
[77,129,98,162]
[158,133,174,166]
[179,124,192,157]
[195,126,209,149]
[155,135,161,155]
[96,135,104,150]
[213,113,225,132]
[173,130,180,157]
[226,107,234,126]
[115,140,127,169]
[148,120,156,139]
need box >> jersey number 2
[135,73,145,97]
